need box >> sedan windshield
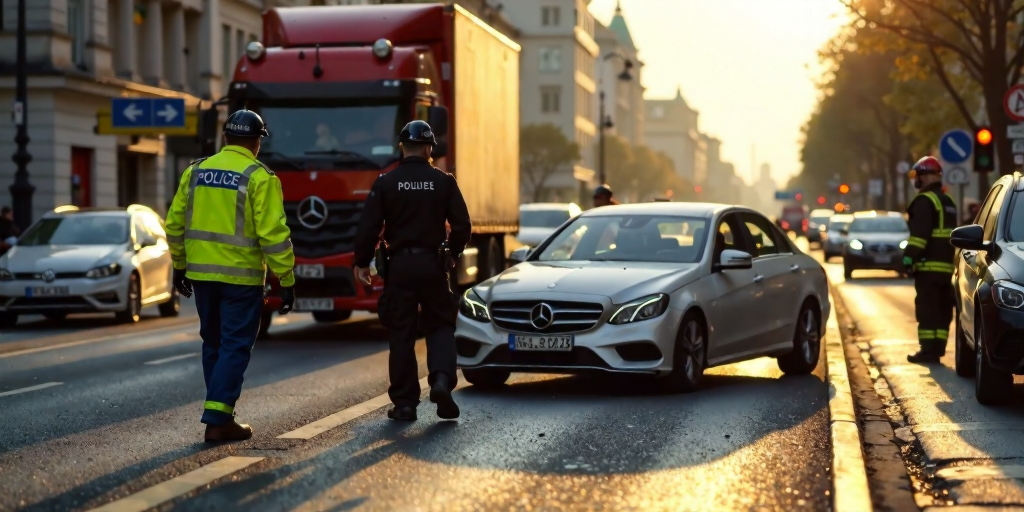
[521,210,571,228]
[536,215,708,263]
[256,102,405,168]
[849,217,908,233]
[18,216,129,246]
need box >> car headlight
[993,281,1024,310]
[899,240,908,250]
[0,268,11,281]
[459,288,490,322]
[86,263,121,279]
[609,294,670,325]
[848,239,864,251]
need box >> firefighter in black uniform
[904,156,958,364]
[353,120,472,421]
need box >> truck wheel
[257,312,273,339]
[0,313,16,328]
[313,310,353,323]
[479,237,503,282]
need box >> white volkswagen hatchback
[0,205,179,326]
[456,203,831,391]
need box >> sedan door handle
[753,274,764,283]
[790,264,800,272]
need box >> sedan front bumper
[0,275,129,314]
[980,302,1024,374]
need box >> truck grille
[284,200,363,259]
[490,300,603,334]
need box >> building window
[539,47,561,72]
[68,0,85,66]
[541,87,561,113]
[542,6,560,26]
[236,28,245,62]
[222,24,232,81]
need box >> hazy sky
[589,0,847,186]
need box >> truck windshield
[257,103,404,169]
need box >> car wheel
[661,313,707,393]
[954,311,975,378]
[158,287,181,318]
[777,302,821,375]
[0,313,18,328]
[823,252,833,262]
[975,314,1012,405]
[115,273,142,324]
[44,312,67,321]
[462,368,510,388]
[313,310,353,323]
[844,265,853,280]
[257,311,273,339]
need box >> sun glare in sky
[589,0,848,186]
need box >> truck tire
[478,237,503,282]
[313,310,353,323]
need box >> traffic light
[817,196,826,205]
[839,184,850,194]
[975,126,995,172]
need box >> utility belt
[373,242,455,280]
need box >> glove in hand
[173,269,193,298]
[279,286,295,315]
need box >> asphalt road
[824,250,1024,507]
[1,279,833,511]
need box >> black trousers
[377,252,458,408]
[914,272,955,354]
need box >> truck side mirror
[198,108,220,157]
[427,106,449,137]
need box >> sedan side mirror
[950,224,991,251]
[508,246,530,264]
[716,249,753,270]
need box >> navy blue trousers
[193,280,265,425]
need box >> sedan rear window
[18,216,130,246]
[536,215,709,263]
[849,217,908,233]
[521,210,571,228]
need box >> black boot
[430,373,460,420]
[387,406,417,421]
[907,349,942,364]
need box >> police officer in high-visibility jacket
[904,156,957,364]
[165,109,296,442]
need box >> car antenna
[313,43,323,78]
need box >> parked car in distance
[841,211,909,280]
[517,203,582,247]
[780,205,808,235]
[807,209,834,244]
[822,214,854,261]
[0,205,180,327]
[456,202,831,392]
[950,173,1024,404]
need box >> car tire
[158,288,181,318]
[844,265,853,280]
[44,312,67,321]
[661,312,707,393]
[0,313,18,328]
[975,314,1012,405]
[462,368,510,388]
[257,312,273,339]
[777,301,822,375]
[313,310,353,323]
[954,312,975,378]
[823,252,834,262]
[114,273,142,324]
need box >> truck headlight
[848,239,864,251]
[0,268,11,281]
[246,41,265,61]
[993,281,1024,309]
[459,289,490,322]
[373,38,393,59]
[609,294,670,325]
[86,263,121,279]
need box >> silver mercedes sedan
[455,202,831,392]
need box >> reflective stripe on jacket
[164,145,295,287]
[904,183,956,274]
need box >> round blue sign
[939,129,973,164]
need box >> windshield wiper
[258,152,305,171]
[304,150,381,169]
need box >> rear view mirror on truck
[428,106,449,137]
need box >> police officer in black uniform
[353,120,472,421]
[904,156,958,363]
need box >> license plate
[26,286,69,297]
[508,334,574,352]
[295,264,324,279]
[295,298,333,311]
[873,256,892,264]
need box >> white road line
[0,382,63,397]
[279,377,430,440]
[143,353,199,365]
[0,324,196,360]
[87,456,264,512]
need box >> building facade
[503,0,598,203]
[0,0,293,225]
[594,1,642,147]
[644,87,706,187]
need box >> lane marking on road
[87,456,264,512]
[143,353,199,365]
[912,422,1024,433]
[0,381,63,397]
[935,464,1024,481]
[0,325,197,360]
[278,377,430,440]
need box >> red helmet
[912,156,942,176]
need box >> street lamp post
[597,51,633,186]
[10,0,34,231]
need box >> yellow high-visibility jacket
[165,145,295,287]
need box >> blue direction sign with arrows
[939,129,973,164]
[111,98,186,129]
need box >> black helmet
[593,184,614,198]
[223,109,269,138]
[398,120,436,146]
